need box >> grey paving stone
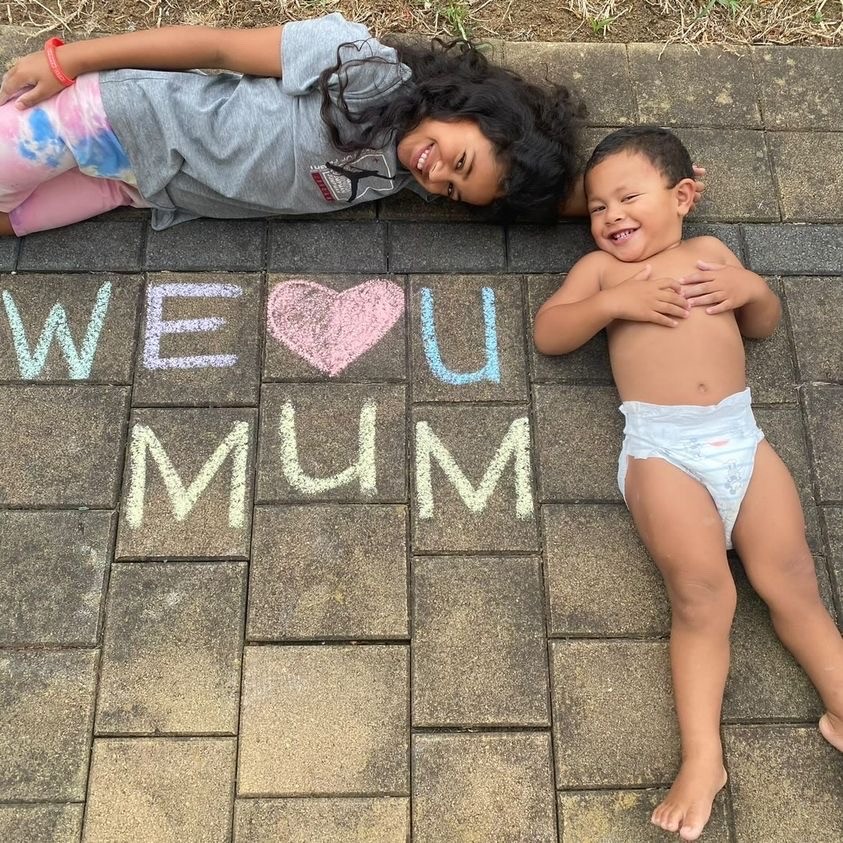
[377,189,495,222]
[409,275,528,402]
[146,219,264,270]
[388,223,505,273]
[0,804,83,843]
[412,733,556,843]
[557,789,730,843]
[803,384,843,502]
[256,383,406,503]
[672,129,778,222]
[234,797,410,842]
[84,738,236,843]
[115,408,257,559]
[0,274,141,384]
[507,223,594,273]
[0,385,128,507]
[0,26,42,63]
[17,220,144,272]
[247,505,408,641]
[784,277,843,383]
[724,725,843,842]
[527,276,612,384]
[0,510,112,645]
[503,42,634,127]
[238,645,409,795]
[550,641,679,787]
[411,404,539,553]
[543,505,669,637]
[769,132,843,222]
[744,279,798,403]
[823,507,843,611]
[629,44,760,127]
[263,274,406,382]
[133,273,262,406]
[0,236,17,271]
[753,46,843,131]
[755,403,821,549]
[724,556,832,721]
[533,385,622,502]
[742,224,843,276]
[684,222,745,262]
[412,557,548,727]
[0,650,96,800]
[268,221,386,272]
[96,562,245,735]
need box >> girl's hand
[679,260,766,314]
[0,51,64,109]
[605,264,691,327]
[690,164,706,211]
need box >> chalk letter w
[415,416,533,519]
[278,399,377,495]
[125,421,250,528]
[2,281,111,379]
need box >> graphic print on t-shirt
[311,150,396,203]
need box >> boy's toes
[678,804,710,841]
[651,804,681,832]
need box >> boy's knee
[669,576,736,629]
[757,551,821,609]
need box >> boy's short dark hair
[584,126,694,186]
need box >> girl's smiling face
[585,150,695,262]
[397,117,505,206]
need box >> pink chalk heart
[267,279,404,376]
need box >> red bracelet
[44,37,75,87]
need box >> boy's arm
[679,237,781,339]
[0,26,284,108]
[533,254,690,355]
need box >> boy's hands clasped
[679,261,766,314]
[605,264,691,327]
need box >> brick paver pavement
[1,26,842,843]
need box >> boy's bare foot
[819,713,843,752]
[651,757,728,841]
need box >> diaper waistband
[620,388,757,438]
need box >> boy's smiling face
[585,150,694,262]
[397,117,505,206]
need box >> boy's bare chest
[601,243,713,290]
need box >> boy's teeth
[417,146,431,171]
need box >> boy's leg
[0,213,13,237]
[623,456,732,842]
[7,168,149,236]
[732,440,843,750]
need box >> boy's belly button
[697,382,708,393]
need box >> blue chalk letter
[420,286,500,385]
[2,281,111,379]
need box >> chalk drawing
[420,286,500,385]
[125,421,250,528]
[267,279,403,376]
[143,283,243,371]
[415,417,533,519]
[2,281,111,379]
[278,400,377,495]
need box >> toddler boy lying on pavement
[534,126,843,841]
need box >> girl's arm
[0,26,283,109]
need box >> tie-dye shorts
[617,388,765,549]
[0,73,148,235]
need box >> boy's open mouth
[610,228,638,242]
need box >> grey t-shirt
[99,14,419,229]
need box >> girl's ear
[674,178,696,217]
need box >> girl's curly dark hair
[318,38,584,220]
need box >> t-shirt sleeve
[281,13,410,105]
